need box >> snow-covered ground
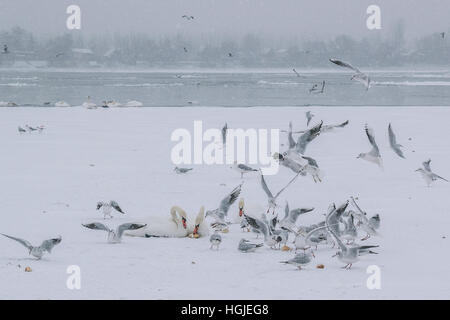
[0,106,449,299]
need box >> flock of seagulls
[18,124,45,134]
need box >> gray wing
[423,159,432,172]
[1,234,33,250]
[288,122,296,149]
[244,214,261,230]
[350,196,366,216]
[289,208,314,224]
[431,173,449,182]
[117,223,147,238]
[388,124,405,158]
[219,184,242,216]
[325,216,346,252]
[110,201,125,214]
[329,58,361,73]
[82,222,110,232]
[365,125,380,157]
[260,172,274,199]
[274,171,301,199]
[301,155,318,167]
[335,120,349,128]
[284,202,290,220]
[237,164,257,172]
[244,215,269,237]
[222,123,227,144]
[295,121,323,154]
[40,236,62,253]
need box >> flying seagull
[321,120,349,133]
[292,68,301,77]
[388,123,405,158]
[182,15,194,20]
[330,58,371,90]
[260,170,301,213]
[205,184,242,223]
[357,125,383,168]
[295,121,323,155]
[97,200,125,219]
[222,122,228,145]
[174,167,193,174]
[1,234,61,259]
[231,162,258,178]
[305,111,314,126]
[415,159,448,186]
[82,222,146,243]
[279,201,314,233]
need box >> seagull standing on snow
[329,58,371,90]
[415,159,448,187]
[388,123,405,158]
[97,201,125,219]
[1,234,61,259]
[238,238,263,253]
[82,222,146,243]
[357,125,383,169]
[260,170,301,214]
[209,231,222,250]
[280,250,314,270]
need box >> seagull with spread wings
[330,58,371,90]
[82,222,146,243]
[279,201,314,233]
[1,234,61,259]
[260,170,301,214]
[388,123,405,159]
[357,125,383,168]
[97,200,125,219]
[415,159,448,186]
[205,184,242,223]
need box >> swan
[105,100,122,108]
[54,101,71,107]
[82,96,97,109]
[125,206,188,238]
[124,100,143,107]
[0,101,17,107]
[188,206,209,238]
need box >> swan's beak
[193,224,199,235]
[182,217,187,229]
[239,207,244,217]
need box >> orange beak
[193,225,199,235]
[182,218,187,229]
[239,208,243,217]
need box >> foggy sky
[0,0,448,40]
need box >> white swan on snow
[54,101,70,107]
[187,206,209,238]
[125,206,189,238]
[124,100,143,107]
[82,96,97,109]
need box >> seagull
[305,111,314,126]
[238,239,263,253]
[388,123,405,158]
[357,125,383,168]
[329,58,371,90]
[279,201,314,233]
[182,15,194,20]
[18,126,26,133]
[228,53,233,58]
[415,159,448,186]
[260,170,301,214]
[325,216,359,269]
[292,68,301,77]
[309,81,325,94]
[280,251,314,270]
[183,47,188,53]
[231,162,258,178]
[287,121,297,149]
[174,166,193,174]
[295,121,323,155]
[369,214,381,230]
[97,201,125,219]
[209,231,222,250]
[205,184,242,223]
[301,155,323,183]
[240,218,250,232]
[82,222,146,243]
[242,215,278,248]
[349,197,378,240]
[320,120,349,133]
[1,234,61,259]
[55,52,64,58]
[25,125,38,132]
[3,44,8,54]
[273,152,304,174]
[341,214,358,244]
[222,123,227,145]
[440,32,445,39]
